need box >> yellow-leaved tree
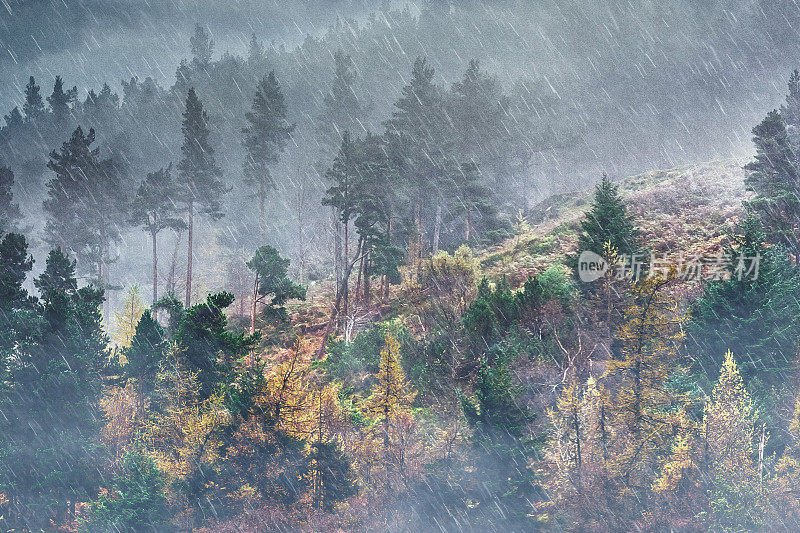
[604,274,685,501]
[113,285,145,357]
[362,333,417,491]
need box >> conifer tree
[242,71,295,242]
[0,165,22,233]
[744,110,800,261]
[47,75,77,123]
[189,24,214,67]
[22,76,45,122]
[1,249,108,526]
[604,274,683,498]
[177,88,225,306]
[688,217,800,382]
[84,451,173,531]
[130,165,186,305]
[318,50,368,155]
[384,57,453,255]
[3,106,23,128]
[246,244,305,334]
[575,174,640,259]
[121,309,166,424]
[43,126,126,314]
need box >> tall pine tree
[242,71,295,243]
[177,88,225,306]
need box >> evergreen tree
[47,75,77,123]
[449,59,512,184]
[318,50,368,156]
[177,88,225,306]
[242,71,295,242]
[448,161,510,246]
[1,249,108,527]
[189,23,214,67]
[744,109,800,262]
[245,244,305,334]
[781,69,800,146]
[43,126,125,310]
[83,451,173,532]
[3,106,23,128]
[384,57,453,255]
[688,217,800,382]
[130,165,186,305]
[0,165,22,233]
[155,292,257,399]
[22,76,45,122]
[575,174,640,259]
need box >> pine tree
[1,249,108,527]
[242,71,296,242]
[448,161,509,245]
[177,88,225,306]
[0,165,22,233]
[43,126,126,311]
[3,106,23,128]
[449,59,512,183]
[318,50,368,156]
[47,75,77,123]
[781,69,800,146]
[22,76,45,122]
[688,217,800,382]
[575,174,640,259]
[246,245,305,334]
[121,309,166,426]
[744,110,800,262]
[130,165,186,305]
[384,57,453,255]
[84,451,173,532]
[189,24,214,67]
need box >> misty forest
[5,0,800,531]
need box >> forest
[3,0,800,531]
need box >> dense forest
[4,0,800,531]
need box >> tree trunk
[259,187,266,244]
[465,208,473,242]
[363,254,371,305]
[186,200,193,307]
[151,228,159,306]
[432,203,442,254]
[316,243,363,359]
[250,273,259,335]
[355,236,364,304]
[343,219,349,324]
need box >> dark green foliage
[121,310,166,398]
[22,76,45,121]
[3,106,22,128]
[0,248,109,527]
[155,292,258,399]
[463,277,520,347]
[575,174,640,258]
[744,109,800,260]
[43,126,125,286]
[688,218,800,384]
[462,355,533,438]
[190,24,214,66]
[242,71,295,199]
[446,162,511,247]
[83,452,173,532]
[246,245,306,322]
[317,50,369,156]
[47,75,78,123]
[177,88,225,220]
[130,165,185,238]
[0,166,22,232]
[308,440,357,511]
